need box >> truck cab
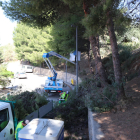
[0,102,15,140]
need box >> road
[7,61,71,101]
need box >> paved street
[7,61,71,101]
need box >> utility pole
[76,26,78,94]
[71,24,78,94]
[66,61,67,82]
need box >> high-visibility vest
[60,92,66,99]
[60,92,68,101]
[15,121,23,138]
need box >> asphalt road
[7,61,71,101]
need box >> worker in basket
[59,91,69,103]
[15,120,29,140]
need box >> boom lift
[42,51,75,93]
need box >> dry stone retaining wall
[33,67,82,84]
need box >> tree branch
[129,2,140,13]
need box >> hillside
[86,48,140,140]
[59,48,140,140]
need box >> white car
[14,72,27,79]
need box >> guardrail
[25,100,53,121]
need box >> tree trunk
[88,44,92,74]
[89,35,108,86]
[83,0,108,86]
[107,12,126,100]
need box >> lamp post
[71,24,79,94]
[76,26,78,94]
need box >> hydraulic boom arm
[42,51,75,82]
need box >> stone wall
[33,67,82,84]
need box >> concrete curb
[63,81,75,91]
[88,109,104,140]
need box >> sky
[0,7,17,46]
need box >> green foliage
[0,91,49,120]
[62,0,83,8]
[118,43,139,64]
[127,72,138,81]
[0,0,70,27]
[81,4,131,37]
[0,44,17,62]
[0,76,11,88]
[52,90,88,132]
[13,23,52,64]
[81,5,107,37]
[48,14,89,56]
[0,71,14,78]
[77,78,118,112]
[13,12,89,66]
[123,27,140,43]
[79,70,87,76]
[0,64,13,88]
[102,43,137,74]
[0,64,14,78]
[0,50,3,64]
[118,44,132,63]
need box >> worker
[6,93,10,100]
[15,120,29,140]
[59,91,69,103]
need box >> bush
[76,78,118,112]
[0,64,14,78]
[0,76,11,88]
[79,70,87,76]
[0,91,49,120]
[0,71,14,78]
[118,44,133,64]
[53,90,88,131]
[127,72,138,81]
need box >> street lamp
[70,24,79,94]
[76,26,78,94]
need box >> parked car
[22,65,34,73]
[14,72,27,79]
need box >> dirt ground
[94,76,140,140]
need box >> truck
[0,100,64,140]
[42,51,75,94]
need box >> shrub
[74,78,118,112]
[79,70,87,76]
[127,72,138,81]
[0,71,14,78]
[0,91,49,120]
[0,64,14,78]
[0,76,11,89]
[118,44,132,64]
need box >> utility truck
[42,51,75,94]
[0,100,64,140]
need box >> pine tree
[81,0,131,100]
[0,50,3,64]
[0,0,70,27]
[62,0,109,86]
[13,23,52,64]
[48,14,89,55]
